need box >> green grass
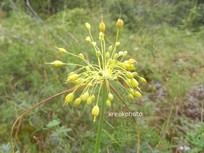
[0,1,204,153]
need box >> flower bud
[108,93,114,101]
[125,79,131,86]
[129,88,135,95]
[92,105,99,116]
[85,22,91,30]
[85,36,91,42]
[92,42,97,46]
[99,21,106,32]
[51,60,64,67]
[126,72,134,79]
[106,99,111,107]
[92,105,99,122]
[67,74,79,82]
[135,91,142,98]
[128,93,134,100]
[131,78,139,87]
[140,77,147,83]
[99,32,104,40]
[128,58,137,64]
[123,51,128,57]
[108,46,113,52]
[57,47,68,53]
[96,51,101,57]
[65,92,74,103]
[116,19,124,28]
[74,98,81,106]
[118,51,123,56]
[115,42,120,46]
[87,96,93,105]
[105,52,110,59]
[81,91,89,101]
[124,62,135,71]
[79,53,84,59]
[113,53,119,59]
[133,72,138,76]
[91,95,96,101]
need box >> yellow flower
[50,18,146,122]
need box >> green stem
[94,81,107,153]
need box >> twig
[10,85,84,153]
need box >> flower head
[49,18,146,121]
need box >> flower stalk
[94,81,107,153]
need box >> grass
[0,1,204,153]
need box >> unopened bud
[128,58,137,64]
[131,78,139,87]
[128,93,134,100]
[85,36,91,42]
[135,91,142,98]
[126,72,134,79]
[65,92,74,103]
[51,60,64,67]
[140,77,147,83]
[99,21,106,32]
[56,47,68,53]
[123,51,128,57]
[115,42,120,46]
[92,105,100,122]
[105,52,110,59]
[116,19,124,29]
[99,32,104,40]
[67,74,79,82]
[106,100,111,107]
[81,91,89,101]
[92,42,97,46]
[79,53,84,59]
[108,93,114,101]
[87,96,93,105]
[74,98,81,106]
[96,51,101,57]
[108,46,113,52]
[85,22,91,30]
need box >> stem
[94,81,107,153]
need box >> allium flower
[49,19,146,122]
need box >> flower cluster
[49,19,146,122]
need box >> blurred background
[0,0,204,153]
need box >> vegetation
[0,0,204,153]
